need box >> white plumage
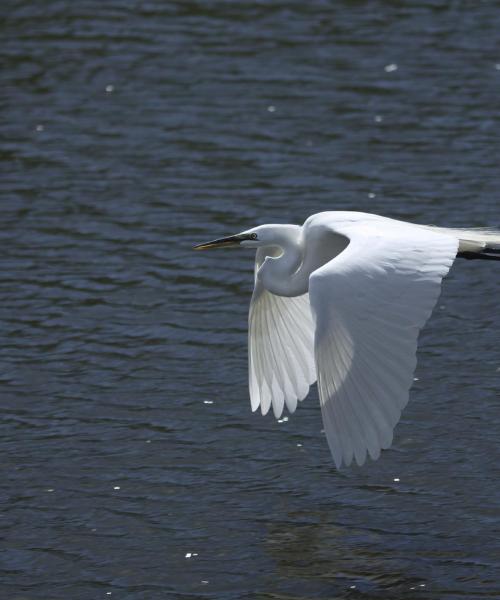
[194,211,500,468]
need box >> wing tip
[330,434,393,469]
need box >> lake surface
[1,1,499,599]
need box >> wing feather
[308,222,458,468]
[249,249,316,418]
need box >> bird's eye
[251,233,258,240]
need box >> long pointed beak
[193,234,243,250]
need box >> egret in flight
[194,212,499,468]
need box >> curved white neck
[257,226,310,297]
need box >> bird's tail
[423,225,500,261]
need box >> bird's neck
[257,226,310,297]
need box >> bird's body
[195,212,500,468]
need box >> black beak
[193,234,243,250]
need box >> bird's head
[193,225,281,250]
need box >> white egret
[194,212,500,468]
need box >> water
[1,1,499,598]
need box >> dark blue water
[1,1,499,598]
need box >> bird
[194,211,500,468]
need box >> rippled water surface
[2,1,499,599]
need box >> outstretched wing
[308,221,458,468]
[249,248,316,418]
